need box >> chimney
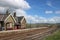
[14,12,16,17]
[6,9,10,15]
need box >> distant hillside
[26,23,60,28]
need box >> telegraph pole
[30,20,31,28]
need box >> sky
[0,0,60,23]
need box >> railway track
[21,28,57,40]
[0,27,57,40]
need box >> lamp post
[30,20,31,28]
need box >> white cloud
[46,1,52,7]
[46,17,60,23]
[0,0,31,9]
[0,0,31,13]
[0,0,60,23]
[47,19,56,23]
[27,16,60,23]
[0,7,7,13]
[16,9,27,16]
[45,10,53,14]
[15,9,47,23]
[45,10,60,14]
[12,9,60,23]
[55,10,60,14]
[46,1,57,9]
[27,15,40,23]
[15,10,40,23]
[52,17,60,23]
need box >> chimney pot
[6,9,10,15]
[14,12,16,17]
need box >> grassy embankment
[43,30,60,40]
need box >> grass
[43,30,60,40]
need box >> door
[0,21,4,31]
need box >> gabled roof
[17,16,24,22]
[0,14,8,21]
[0,13,26,23]
[0,13,16,23]
[14,16,25,25]
[5,14,16,22]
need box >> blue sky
[0,0,60,23]
[26,0,60,18]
